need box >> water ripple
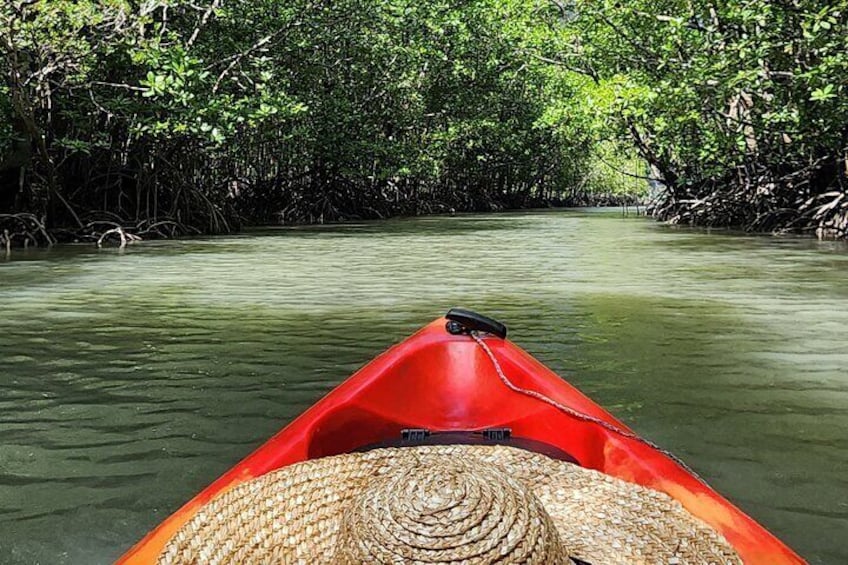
[0,210,846,564]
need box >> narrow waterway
[1,209,846,564]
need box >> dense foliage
[0,0,616,245]
[2,0,845,244]
[545,0,848,236]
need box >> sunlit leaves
[810,84,836,102]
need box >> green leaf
[810,84,836,101]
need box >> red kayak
[118,309,803,564]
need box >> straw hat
[159,445,742,565]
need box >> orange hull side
[118,318,804,564]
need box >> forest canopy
[1,0,846,244]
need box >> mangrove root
[97,227,142,249]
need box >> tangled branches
[649,160,848,239]
[0,215,196,253]
[0,213,55,253]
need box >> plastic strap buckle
[401,428,431,441]
[482,428,511,441]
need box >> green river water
[1,209,846,564]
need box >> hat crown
[335,456,568,564]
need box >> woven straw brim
[159,444,742,565]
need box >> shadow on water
[557,293,848,564]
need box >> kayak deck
[118,316,804,564]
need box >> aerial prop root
[0,213,56,249]
[96,226,142,249]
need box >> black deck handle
[445,308,507,339]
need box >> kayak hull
[117,318,804,564]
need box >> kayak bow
[118,310,803,564]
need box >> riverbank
[647,168,848,240]
[0,191,643,250]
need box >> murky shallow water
[1,209,846,564]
